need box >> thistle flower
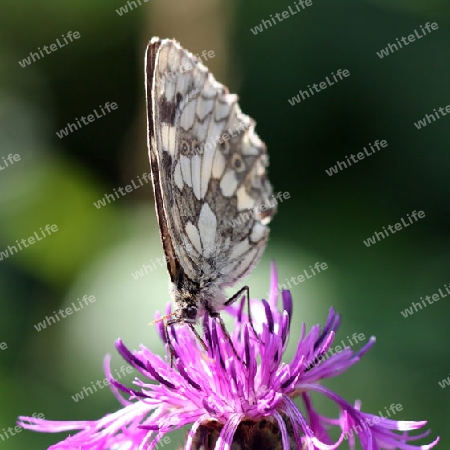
[18,265,439,449]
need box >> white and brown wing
[145,37,276,289]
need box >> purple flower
[18,264,439,449]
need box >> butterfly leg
[209,310,244,365]
[187,322,208,352]
[224,285,249,307]
[164,320,178,368]
[225,285,259,342]
[166,318,208,367]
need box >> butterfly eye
[180,139,191,155]
[185,305,197,321]
[219,138,230,154]
[231,154,245,173]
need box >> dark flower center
[189,416,298,450]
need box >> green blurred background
[0,0,449,448]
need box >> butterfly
[145,37,276,356]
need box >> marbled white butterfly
[145,37,276,354]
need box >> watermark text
[344,404,403,440]
[304,333,366,370]
[414,103,450,130]
[288,69,350,106]
[71,365,132,402]
[0,413,45,442]
[0,224,58,261]
[401,282,449,318]
[34,295,96,332]
[18,32,80,68]
[0,153,21,171]
[363,211,425,247]
[93,172,151,209]
[266,262,328,298]
[325,140,387,176]
[376,22,438,59]
[228,191,290,229]
[56,102,117,139]
[250,0,313,35]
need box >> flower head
[18,264,439,449]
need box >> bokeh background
[0,0,449,448]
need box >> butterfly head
[170,272,227,323]
[177,300,198,323]
[170,273,202,323]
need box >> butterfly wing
[145,38,181,283]
[145,38,276,289]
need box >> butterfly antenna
[148,312,176,326]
